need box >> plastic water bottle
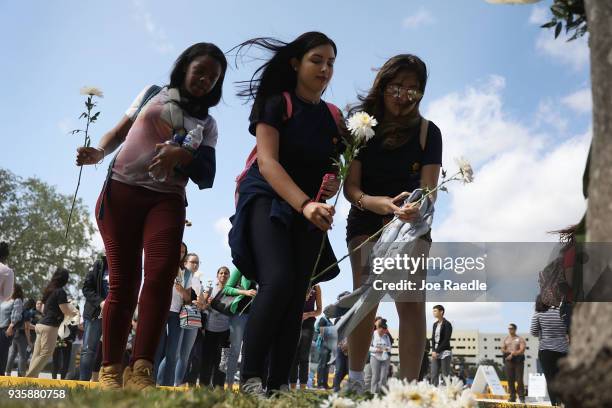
[182,125,204,153]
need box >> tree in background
[488,1,612,406]
[0,167,96,301]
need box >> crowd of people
[0,29,574,404]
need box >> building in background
[388,329,539,383]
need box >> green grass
[0,385,542,408]
[0,386,337,408]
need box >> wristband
[300,198,313,214]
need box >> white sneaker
[240,377,266,398]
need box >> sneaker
[98,364,123,390]
[342,377,366,395]
[123,359,155,390]
[240,377,266,398]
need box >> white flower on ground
[454,157,474,184]
[459,389,477,408]
[320,394,356,408]
[441,376,464,400]
[382,378,435,407]
[80,86,104,97]
[346,111,378,142]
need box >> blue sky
[0,1,591,333]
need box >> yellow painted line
[0,376,95,388]
[0,376,188,391]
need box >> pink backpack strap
[282,91,293,119]
[325,102,342,127]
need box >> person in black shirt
[343,55,442,391]
[228,32,342,396]
[79,253,108,380]
[26,267,76,377]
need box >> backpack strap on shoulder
[166,88,186,136]
[282,91,293,120]
[419,118,429,151]
[325,102,342,128]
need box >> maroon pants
[96,179,185,366]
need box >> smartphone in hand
[315,173,337,202]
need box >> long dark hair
[231,32,337,119]
[535,295,550,313]
[180,242,188,266]
[11,283,24,300]
[351,54,428,149]
[169,42,228,119]
[42,267,69,303]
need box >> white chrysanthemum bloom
[459,389,477,408]
[346,111,378,142]
[382,378,435,407]
[80,86,104,97]
[320,394,356,408]
[454,157,474,184]
[442,376,464,400]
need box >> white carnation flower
[346,111,378,142]
[454,157,474,184]
[80,86,104,97]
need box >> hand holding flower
[76,146,104,166]
[303,202,335,232]
[394,201,420,223]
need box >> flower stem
[65,103,93,239]
[310,179,345,279]
[309,173,461,283]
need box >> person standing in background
[79,253,109,381]
[501,323,526,403]
[430,305,452,386]
[369,321,392,394]
[0,242,14,303]
[531,296,567,406]
[290,284,321,390]
[26,268,77,378]
[0,284,24,375]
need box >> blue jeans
[226,313,248,386]
[79,319,102,381]
[333,346,348,391]
[6,330,28,376]
[174,327,198,386]
[154,312,182,386]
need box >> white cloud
[528,5,549,25]
[131,0,174,54]
[535,99,568,133]
[214,217,232,250]
[426,302,504,330]
[534,29,589,70]
[402,8,435,29]
[424,75,590,242]
[562,88,592,114]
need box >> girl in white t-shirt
[369,323,392,394]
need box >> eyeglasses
[187,261,199,264]
[384,84,423,101]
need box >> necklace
[295,91,320,105]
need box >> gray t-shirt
[205,285,229,332]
